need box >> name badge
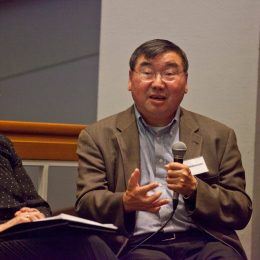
[184,156,208,176]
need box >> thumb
[127,168,140,191]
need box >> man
[76,39,252,259]
[0,134,117,260]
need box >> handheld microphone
[171,141,187,209]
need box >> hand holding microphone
[165,141,197,209]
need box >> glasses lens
[135,69,183,82]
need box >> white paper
[35,213,117,230]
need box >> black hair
[129,39,189,73]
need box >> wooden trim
[0,120,86,161]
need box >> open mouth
[149,95,166,100]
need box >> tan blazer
[76,106,252,259]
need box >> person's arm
[186,129,252,230]
[76,128,127,230]
[12,159,52,217]
[0,135,52,217]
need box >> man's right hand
[122,168,170,213]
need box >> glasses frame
[132,69,186,82]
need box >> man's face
[128,51,188,126]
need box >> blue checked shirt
[134,106,196,235]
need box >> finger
[167,170,180,178]
[142,191,162,203]
[17,207,38,214]
[18,207,32,212]
[19,212,40,222]
[14,211,22,216]
[15,207,39,217]
[148,207,161,213]
[127,168,140,190]
[29,215,38,221]
[34,212,45,220]
[152,198,170,207]
[165,162,183,170]
[28,208,39,212]
[167,174,183,184]
[167,167,191,180]
[19,214,32,223]
[167,178,185,189]
[140,182,160,195]
[166,162,191,174]
[143,192,170,209]
[146,199,171,213]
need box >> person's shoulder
[181,107,232,131]
[82,106,135,133]
[0,134,13,148]
[0,134,18,165]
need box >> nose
[151,73,165,88]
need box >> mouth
[149,94,166,101]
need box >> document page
[38,213,117,230]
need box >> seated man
[0,134,117,260]
[76,39,252,260]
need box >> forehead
[135,52,183,68]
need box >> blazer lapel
[179,108,203,160]
[115,106,140,186]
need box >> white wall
[252,45,260,260]
[98,1,260,259]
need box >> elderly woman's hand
[14,207,45,221]
[0,207,46,232]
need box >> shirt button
[159,158,164,163]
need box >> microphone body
[173,157,184,163]
[171,142,187,210]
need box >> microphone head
[172,141,187,160]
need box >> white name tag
[184,156,208,176]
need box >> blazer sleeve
[186,128,252,230]
[75,128,132,234]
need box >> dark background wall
[0,0,101,211]
[0,0,100,124]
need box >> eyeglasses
[133,69,185,82]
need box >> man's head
[128,39,189,127]
[129,39,189,74]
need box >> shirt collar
[134,105,180,136]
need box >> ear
[184,73,189,94]
[128,70,133,91]
[128,80,132,91]
[184,83,188,93]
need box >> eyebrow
[139,61,152,68]
[138,61,181,69]
[165,62,179,68]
